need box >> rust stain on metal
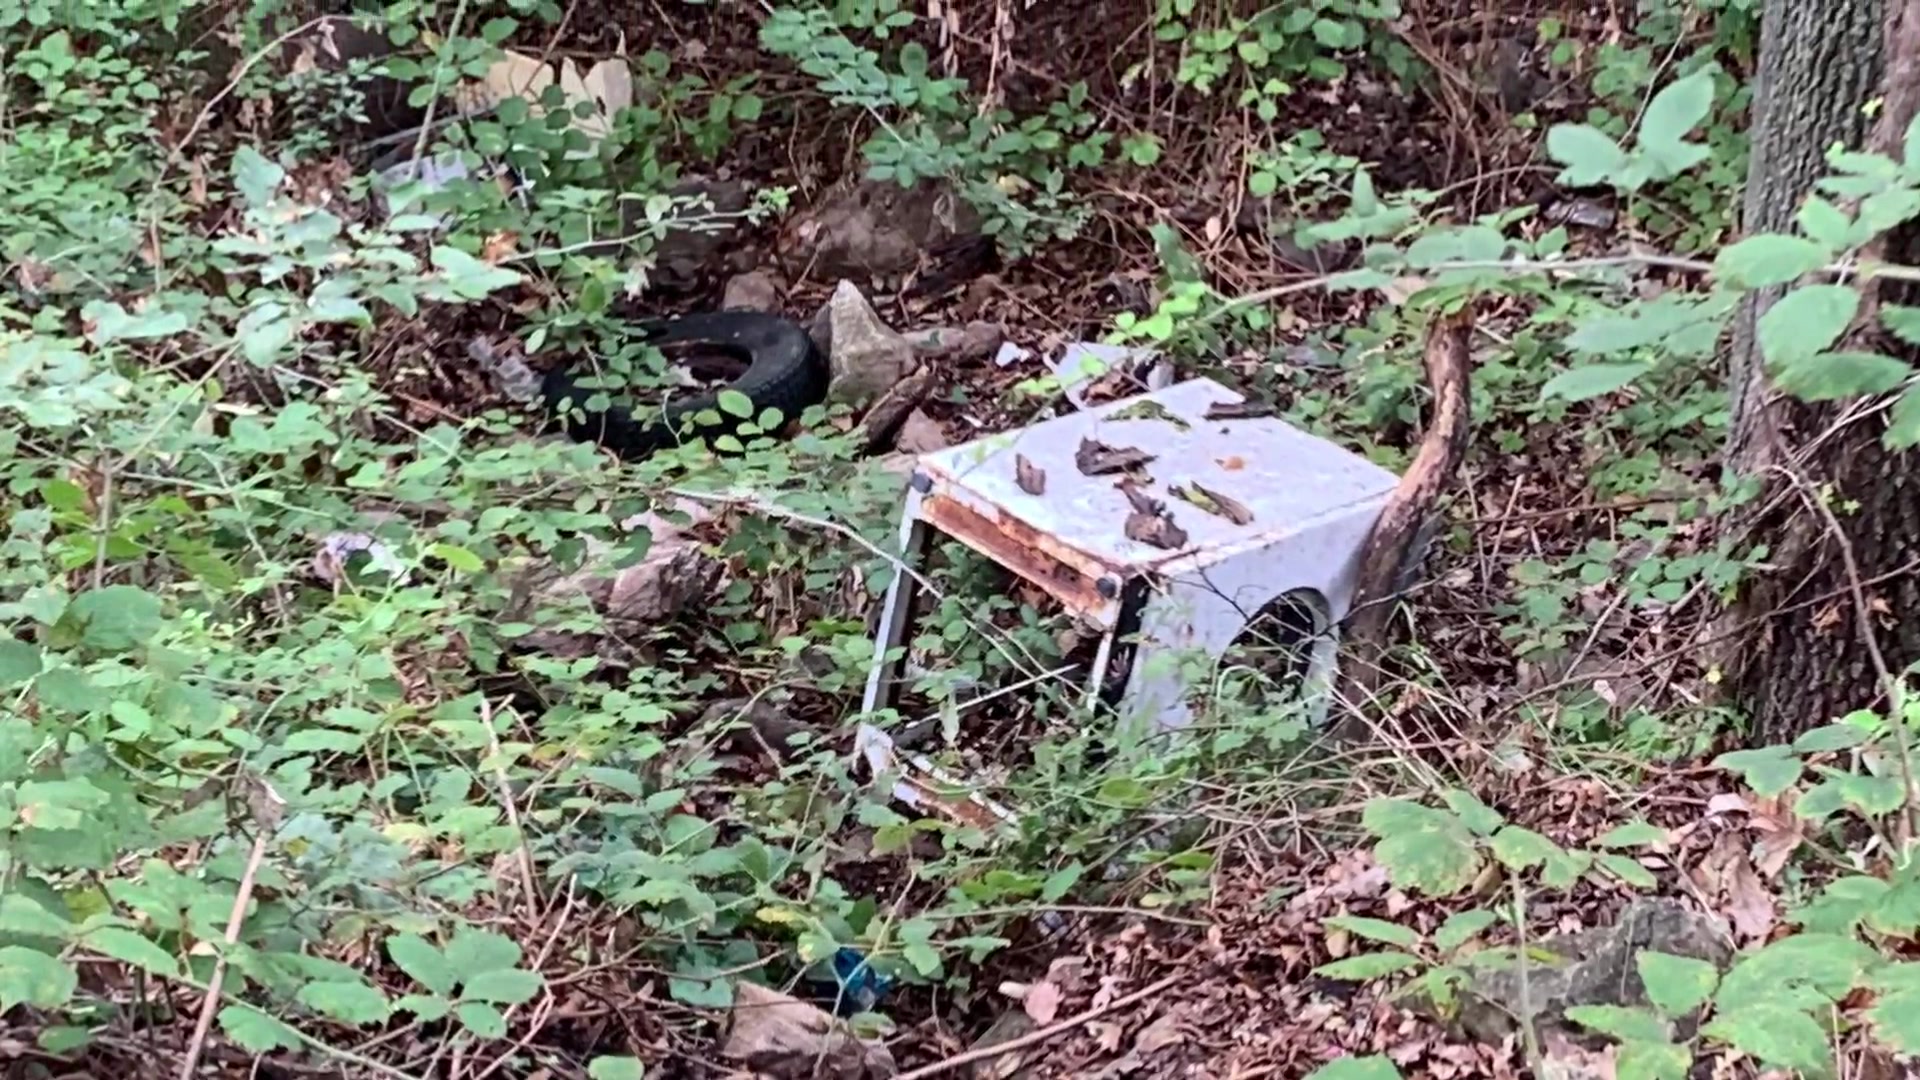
[919,492,1118,617]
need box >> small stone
[894,409,948,454]
[812,280,918,408]
[901,320,1004,361]
[721,270,782,312]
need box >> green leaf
[1541,362,1648,402]
[1884,305,1920,347]
[1303,1057,1401,1080]
[1362,800,1483,897]
[1434,909,1497,953]
[1616,1039,1692,1080]
[387,934,457,997]
[1323,915,1420,949]
[231,146,285,209]
[1547,124,1629,186]
[1597,853,1657,889]
[1489,826,1561,872]
[1701,1004,1831,1074]
[1441,789,1504,836]
[1713,235,1831,288]
[1712,745,1802,796]
[456,1000,507,1039]
[1714,933,1876,1013]
[1793,723,1870,753]
[717,389,754,419]
[0,946,76,1012]
[83,927,177,976]
[1595,820,1667,848]
[1565,1004,1669,1042]
[1404,226,1506,268]
[1757,284,1860,366]
[1312,951,1422,980]
[589,1057,646,1080]
[460,967,543,1005]
[396,993,450,1021]
[1636,951,1719,1016]
[444,928,522,979]
[902,941,941,977]
[1868,985,1920,1053]
[1772,351,1911,402]
[0,641,42,686]
[298,980,392,1025]
[1887,383,1920,449]
[218,1003,302,1054]
[430,247,523,301]
[1637,69,1716,176]
[1798,196,1854,249]
[68,585,164,652]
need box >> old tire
[541,311,829,460]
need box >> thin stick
[480,698,540,910]
[176,830,269,1080]
[891,972,1183,1080]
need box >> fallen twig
[892,971,1185,1080]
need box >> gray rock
[721,270,782,312]
[903,321,1006,362]
[1418,899,1734,1048]
[777,178,981,281]
[812,281,918,408]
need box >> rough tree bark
[1725,0,1920,743]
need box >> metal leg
[860,510,933,717]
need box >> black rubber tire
[541,311,830,460]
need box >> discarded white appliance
[859,377,1400,738]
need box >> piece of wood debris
[1075,437,1155,476]
[1173,482,1254,525]
[1118,480,1188,550]
[1203,400,1275,421]
[1014,454,1047,495]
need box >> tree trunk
[1726,0,1920,744]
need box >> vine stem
[176,830,268,1080]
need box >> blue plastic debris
[806,947,895,1015]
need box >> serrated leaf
[455,1000,507,1039]
[1793,723,1870,753]
[444,928,521,979]
[1714,933,1876,1013]
[0,641,42,686]
[1701,1004,1831,1074]
[1637,69,1715,176]
[1636,951,1719,1015]
[1312,951,1422,980]
[1757,284,1860,366]
[0,946,75,1012]
[1713,235,1831,288]
[1868,986,1920,1053]
[1304,1057,1401,1080]
[1616,1039,1692,1080]
[231,146,285,209]
[1548,124,1630,186]
[1365,800,1483,898]
[1772,351,1911,402]
[1434,909,1497,953]
[83,927,178,976]
[218,1003,302,1054]
[430,247,522,301]
[1595,820,1667,849]
[1541,362,1649,401]
[1323,916,1420,949]
[1441,789,1504,836]
[297,980,392,1025]
[1565,1004,1670,1042]
[1887,383,1920,449]
[1712,746,1802,797]
[68,585,163,652]
[1798,196,1854,248]
[1489,826,1561,871]
[387,934,457,996]
[460,967,542,1005]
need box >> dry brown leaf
[1021,979,1062,1025]
[1174,481,1254,525]
[1075,437,1155,475]
[1088,1021,1126,1053]
[1130,1011,1185,1057]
